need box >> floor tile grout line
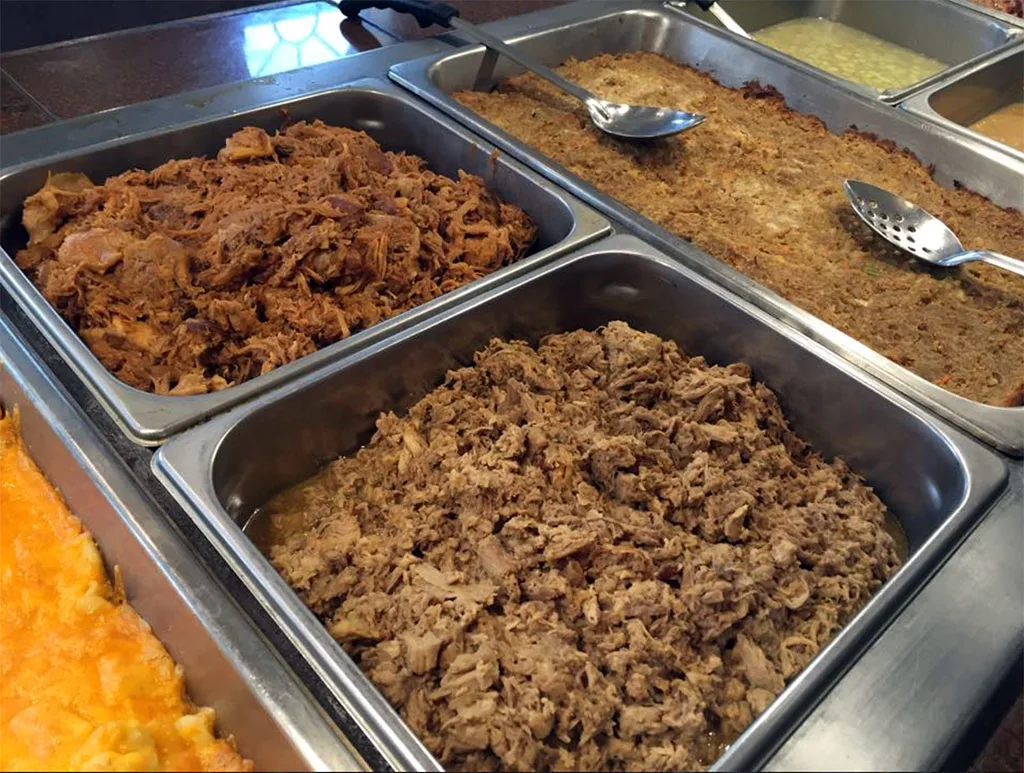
[1,68,59,122]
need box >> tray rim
[662,0,1024,105]
[0,313,366,772]
[152,233,1010,773]
[387,3,1024,455]
[900,42,1024,163]
[0,76,610,446]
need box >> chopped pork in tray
[261,321,902,772]
[15,121,537,395]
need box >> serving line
[389,0,1024,455]
[666,0,1023,104]
[0,77,610,445]
[153,234,1010,772]
[0,314,365,772]
[902,44,1024,163]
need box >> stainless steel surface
[903,44,1024,162]
[707,2,752,38]
[767,460,1024,772]
[844,179,1024,277]
[0,315,364,772]
[0,78,609,445]
[389,1,1024,454]
[672,0,1023,103]
[448,16,706,140]
[153,234,1008,773]
[947,0,1024,28]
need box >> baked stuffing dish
[454,52,1024,406]
[15,121,537,395]
[260,322,902,772]
[0,412,251,772]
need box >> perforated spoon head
[843,180,965,264]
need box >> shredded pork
[265,322,902,772]
[16,121,537,395]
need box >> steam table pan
[0,77,609,445]
[389,1,1024,454]
[673,0,1023,104]
[153,234,1008,773]
[0,314,364,771]
[902,44,1024,163]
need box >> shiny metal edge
[152,234,1010,773]
[388,2,1024,455]
[901,42,1024,163]
[664,0,1024,105]
[0,77,610,446]
[766,461,1023,772]
[945,0,1024,29]
[0,314,364,772]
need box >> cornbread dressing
[454,53,1024,406]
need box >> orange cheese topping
[0,413,253,772]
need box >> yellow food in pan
[0,413,251,772]
[754,18,946,92]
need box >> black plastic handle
[337,0,459,28]
[692,0,716,10]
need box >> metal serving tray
[903,44,1024,162]
[389,2,1024,455]
[670,0,1023,103]
[0,77,608,446]
[153,235,1008,772]
[0,315,363,772]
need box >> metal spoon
[668,0,751,39]
[338,0,706,140]
[843,180,1024,278]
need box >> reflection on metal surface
[389,3,1024,454]
[243,2,355,77]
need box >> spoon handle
[963,250,1024,278]
[446,19,600,110]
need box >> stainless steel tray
[946,0,1024,27]
[389,2,1024,455]
[0,314,363,772]
[0,77,609,446]
[153,234,1008,773]
[669,0,1023,103]
[902,43,1024,162]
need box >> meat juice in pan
[245,322,904,772]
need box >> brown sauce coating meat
[454,52,1024,406]
[265,322,902,772]
[15,121,537,395]
[972,0,1022,16]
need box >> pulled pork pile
[266,322,902,772]
[16,122,537,395]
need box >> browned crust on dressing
[455,53,1024,406]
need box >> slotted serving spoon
[844,180,1024,278]
[338,0,706,140]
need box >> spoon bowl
[843,179,1024,277]
[587,99,706,140]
